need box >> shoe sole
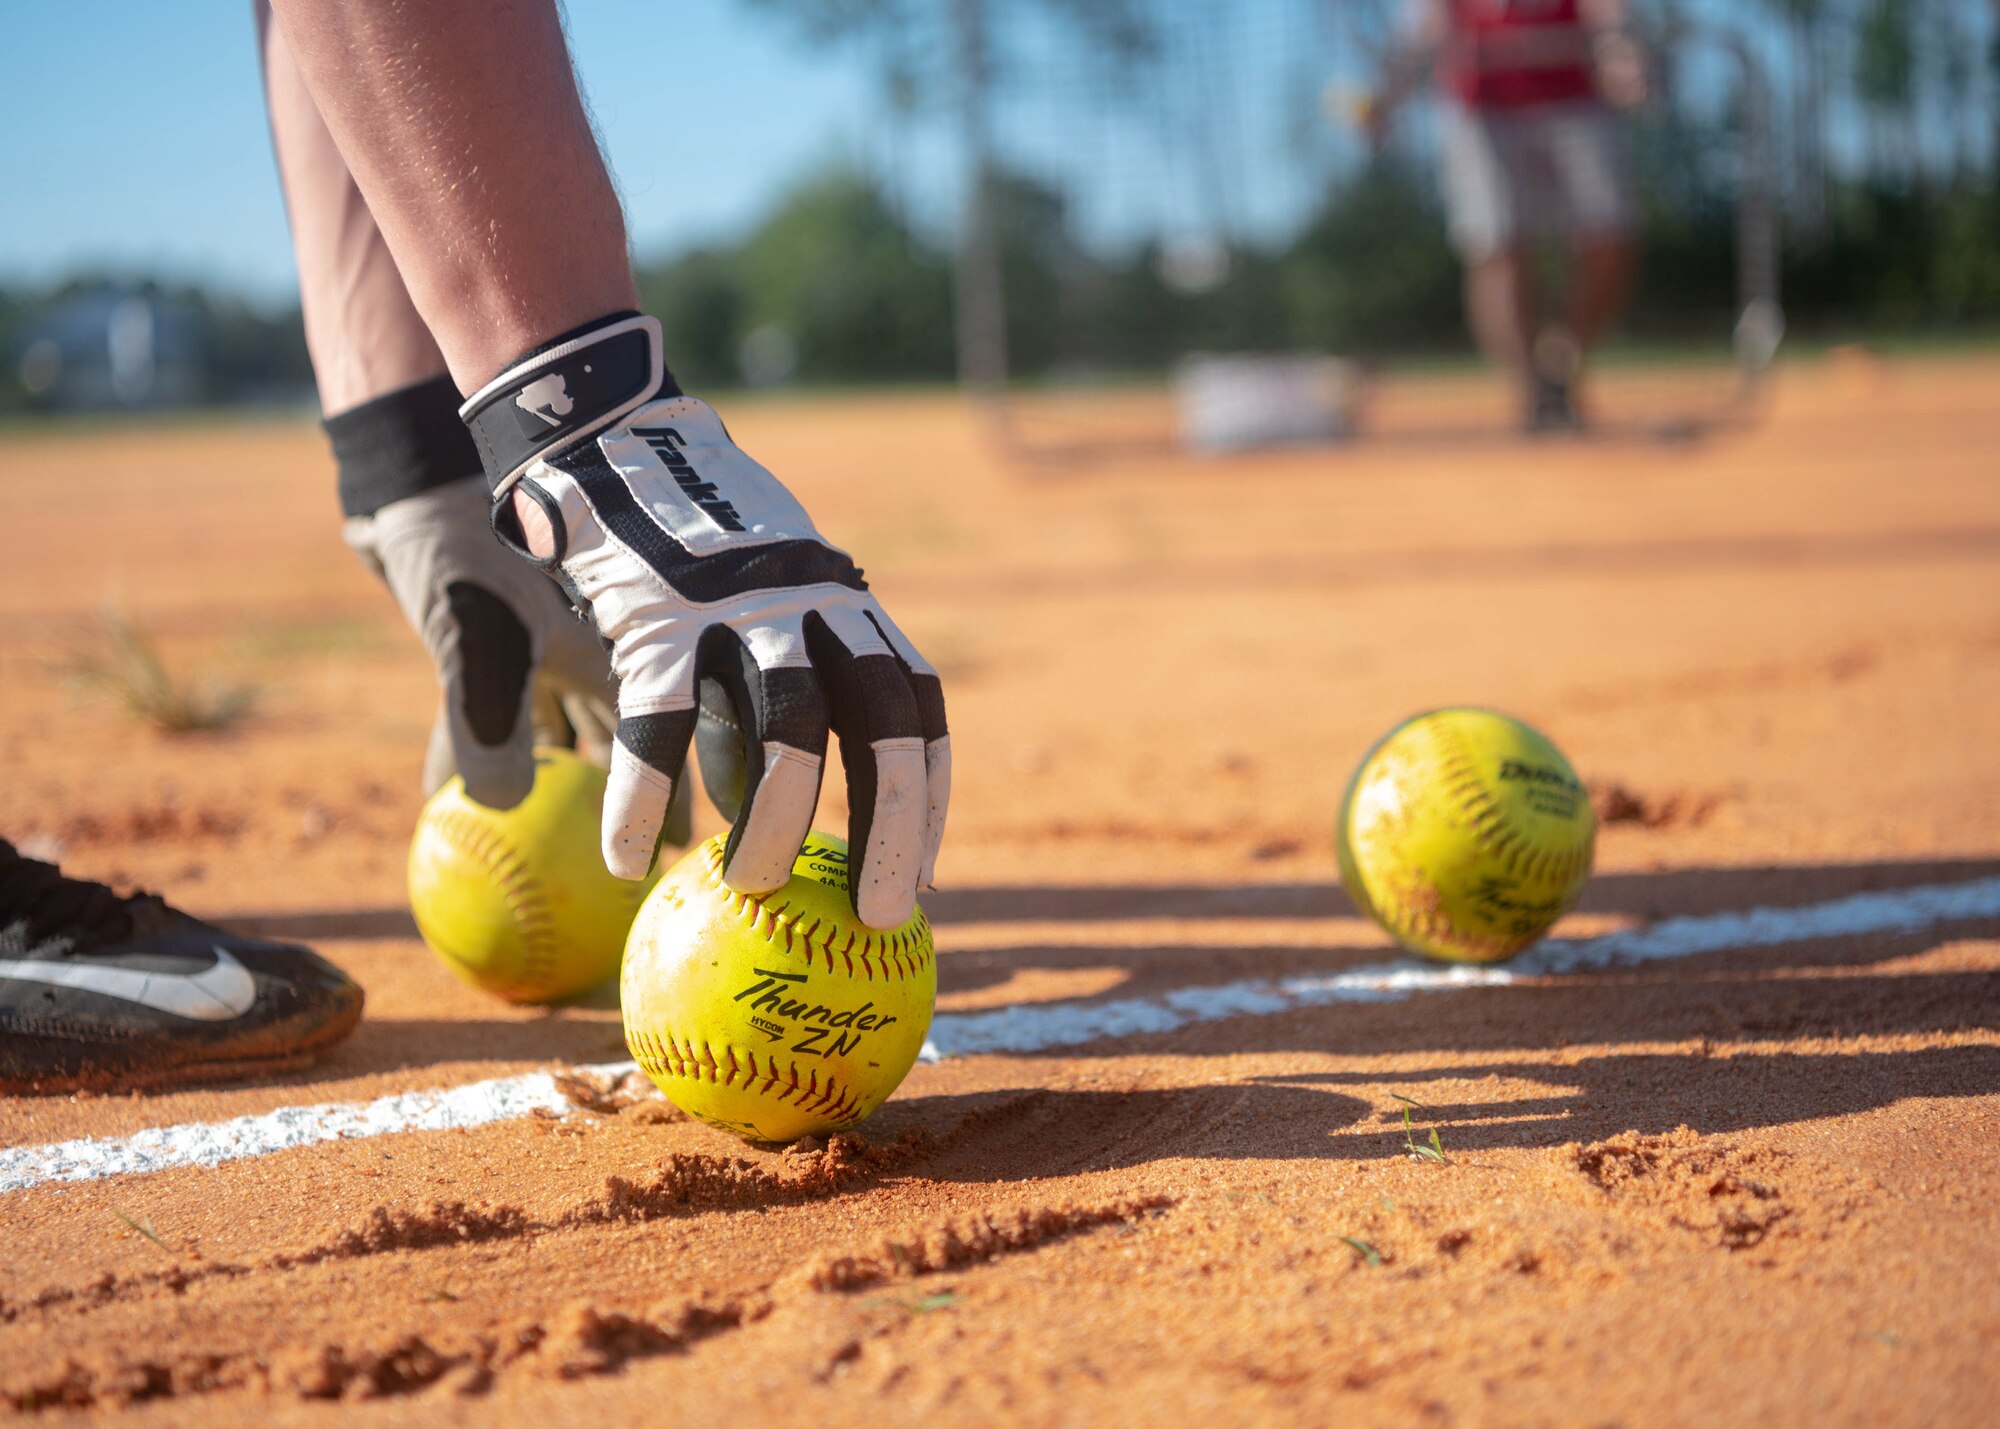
[0,994,364,1097]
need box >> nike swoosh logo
[0,947,257,1021]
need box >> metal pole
[953,0,1010,421]
[1719,25,1784,400]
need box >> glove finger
[803,608,927,929]
[560,690,617,758]
[857,605,951,890]
[698,625,829,896]
[604,699,698,880]
[694,676,749,822]
[529,682,576,751]
[663,768,695,850]
[421,706,460,799]
[434,579,538,808]
[351,482,554,810]
[536,576,616,694]
[340,514,390,584]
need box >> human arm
[267,0,948,924]
[1365,0,1449,149]
[1580,0,1648,109]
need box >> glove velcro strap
[459,312,675,496]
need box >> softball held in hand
[1337,708,1595,964]
[623,832,935,1143]
[408,748,660,1003]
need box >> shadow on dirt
[920,855,2000,926]
[858,1080,1376,1172]
[306,1011,633,1080]
[294,947,2000,1090]
[932,946,2000,1062]
[214,855,2000,1094]
[834,1038,2000,1177]
[222,906,421,941]
[214,854,2000,945]
[1243,1042,2000,1158]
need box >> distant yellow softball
[408,748,659,1004]
[1336,709,1596,964]
[623,832,935,1144]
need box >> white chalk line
[922,875,2000,1057]
[2,1073,578,1197]
[4,876,1997,1196]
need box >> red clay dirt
[1,353,1997,1425]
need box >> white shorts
[1439,100,1636,261]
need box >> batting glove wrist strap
[460,314,950,928]
[460,311,670,498]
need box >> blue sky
[4,2,1987,309]
[0,1,894,304]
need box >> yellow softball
[622,832,936,1144]
[408,747,659,1004]
[1336,708,1596,964]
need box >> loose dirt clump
[5,1353,244,1413]
[286,1201,531,1263]
[284,1336,462,1400]
[575,1127,940,1225]
[9,1295,773,1410]
[800,1196,1174,1293]
[1589,782,1724,830]
[37,804,246,848]
[1572,1128,1793,1249]
[552,1067,672,1115]
[529,1298,763,1381]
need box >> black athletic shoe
[0,841,363,1094]
[1527,373,1583,433]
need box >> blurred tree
[1855,0,1919,178]
[1756,0,1834,245]
[1280,160,1461,354]
[733,169,955,383]
[636,247,747,390]
[6,0,1998,420]
[637,169,955,390]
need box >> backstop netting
[949,0,1782,457]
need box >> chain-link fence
[941,0,1781,457]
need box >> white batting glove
[461,313,949,928]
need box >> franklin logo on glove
[635,425,746,532]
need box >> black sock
[324,375,484,518]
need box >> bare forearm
[1377,43,1437,118]
[1578,0,1630,33]
[1377,0,1446,121]
[1579,0,1647,107]
[267,0,638,391]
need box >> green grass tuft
[869,1289,959,1315]
[66,610,256,733]
[1392,1094,1451,1165]
[1340,1236,1383,1268]
[113,1208,172,1252]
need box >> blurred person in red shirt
[1369,0,1648,430]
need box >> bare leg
[264,0,637,394]
[1567,235,1637,352]
[257,4,445,414]
[1463,248,1539,390]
